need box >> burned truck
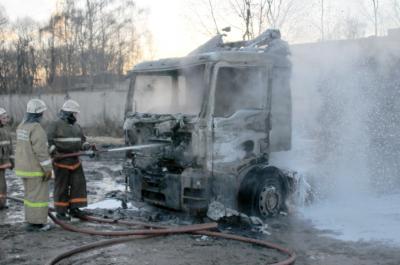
[123,29,293,218]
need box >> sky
[136,0,209,58]
[1,0,56,22]
[1,0,398,58]
[0,0,207,58]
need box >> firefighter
[47,99,91,220]
[15,99,52,231]
[0,107,13,210]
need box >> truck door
[210,65,270,173]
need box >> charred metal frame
[123,51,292,216]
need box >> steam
[271,35,400,244]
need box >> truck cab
[123,30,293,218]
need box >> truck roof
[130,50,288,74]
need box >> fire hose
[7,196,296,265]
[52,143,167,160]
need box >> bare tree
[191,0,301,41]
[0,5,7,28]
[228,0,255,40]
[13,18,40,93]
[208,0,220,34]
[343,16,366,39]
[0,0,152,94]
[320,0,325,40]
[371,0,379,36]
[39,14,63,85]
[242,0,252,40]
[326,11,366,40]
[265,0,297,29]
[393,0,400,26]
[0,5,10,93]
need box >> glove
[49,145,57,155]
[83,143,97,158]
[90,143,97,151]
[82,142,91,151]
[42,171,52,182]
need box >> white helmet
[61,99,80,113]
[27,99,47,114]
[0,108,6,116]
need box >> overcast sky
[1,0,56,22]
[1,0,206,58]
[1,0,399,58]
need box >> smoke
[273,36,400,196]
[270,34,400,243]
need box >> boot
[25,223,52,232]
[56,212,71,221]
[69,208,85,218]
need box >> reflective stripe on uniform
[0,140,10,145]
[54,201,69,207]
[54,137,81,142]
[15,170,44,177]
[16,129,29,141]
[70,198,87,203]
[40,159,52,167]
[0,163,12,169]
[53,162,81,170]
[24,199,48,208]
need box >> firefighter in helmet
[47,99,91,220]
[15,99,53,231]
[0,107,13,210]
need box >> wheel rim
[258,186,280,216]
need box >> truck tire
[254,176,284,217]
[238,167,286,218]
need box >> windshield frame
[125,64,208,116]
[207,61,270,119]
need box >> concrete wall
[0,88,128,128]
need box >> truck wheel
[254,177,284,217]
[238,167,286,218]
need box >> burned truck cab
[123,30,293,218]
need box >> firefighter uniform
[47,113,88,215]
[0,119,13,209]
[15,112,53,224]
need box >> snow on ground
[272,136,400,246]
[85,198,138,211]
[298,193,400,245]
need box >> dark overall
[0,125,12,209]
[47,118,87,214]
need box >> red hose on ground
[49,212,217,236]
[45,235,153,265]
[7,196,296,265]
[78,214,166,229]
[78,214,296,264]
[198,231,296,265]
[45,230,296,265]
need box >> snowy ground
[299,193,400,245]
